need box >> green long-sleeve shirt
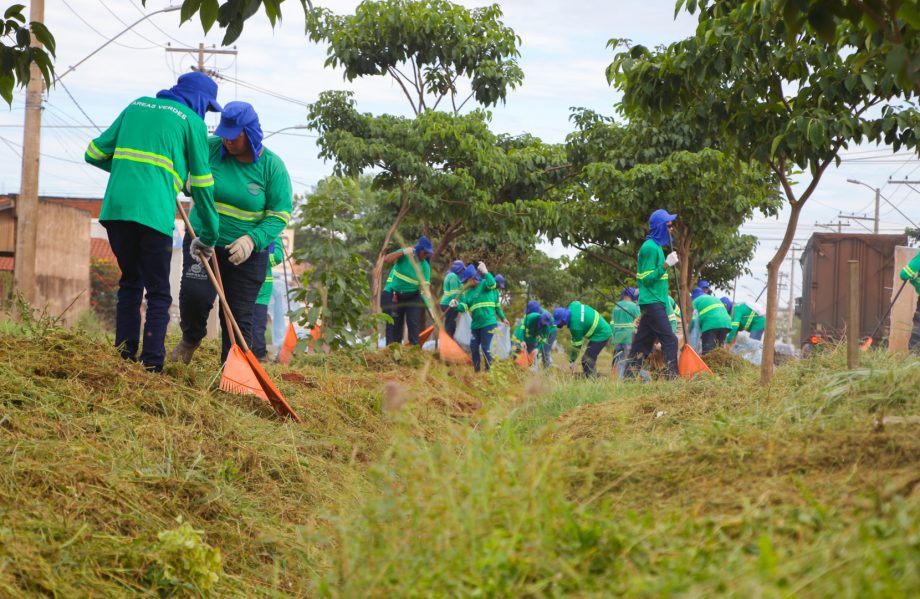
[439,271,462,306]
[456,273,505,330]
[189,137,292,252]
[384,250,431,294]
[611,300,641,344]
[636,239,670,306]
[566,301,612,362]
[256,241,284,305]
[85,96,219,245]
[727,303,766,342]
[668,296,681,333]
[692,294,732,333]
[900,252,920,294]
[522,312,549,347]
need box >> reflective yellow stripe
[699,303,723,316]
[86,141,109,160]
[215,202,264,221]
[744,311,756,329]
[392,270,418,285]
[613,323,634,328]
[189,173,214,188]
[637,270,654,280]
[266,210,290,224]
[113,147,182,191]
[905,265,917,278]
[470,302,496,312]
[584,310,600,339]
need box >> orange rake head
[243,348,302,422]
[678,344,713,380]
[221,345,269,401]
[438,333,472,365]
[860,337,874,351]
[419,325,435,345]
[277,323,298,365]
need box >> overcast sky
[1,0,916,307]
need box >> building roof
[0,256,12,272]
[0,194,104,218]
[90,238,117,263]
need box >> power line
[55,79,102,133]
[61,0,161,50]
[95,0,168,47]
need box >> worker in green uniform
[900,252,920,352]
[451,262,506,372]
[381,236,433,346]
[553,301,613,377]
[250,239,284,361]
[668,296,682,334]
[439,260,465,338]
[727,301,766,343]
[540,309,558,368]
[611,287,640,379]
[627,209,680,379]
[521,309,551,355]
[171,101,292,365]
[691,287,732,354]
[86,72,221,372]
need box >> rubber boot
[169,338,200,364]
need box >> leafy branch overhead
[305,0,524,114]
[0,4,55,105]
[141,0,314,45]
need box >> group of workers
[86,72,292,372]
[380,208,771,380]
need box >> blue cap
[525,300,542,315]
[414,236,433,257]
[553,307,570,327]
[691,287,704,300]
[698,279,711,289]
[538,311,553,328]
[621,287,638,300]
[450,260,465,275]
[494,274,505,289]
[460,264,478,283]
[720,296,733,313]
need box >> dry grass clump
[0,322,515,596]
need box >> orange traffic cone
[438,333,472,365]
[678,344,713,379]
[277,323,298,365]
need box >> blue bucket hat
[156,71,221,119]
[698,279,711,290]
[525,300,542,315]
[553,307,570,328]
[538,311,553,328]
[414,236,433,258]
[450,260,465,276]
[621,287,638,301]
[215,101,264,162]
[647,209,678,247]
[459,264,478,283]
[494,274,505,289]
[720,296,734,313]
[691,287,704,301]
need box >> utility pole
[165,43,237,74]
[815,220,850,233]
[14,0,45,303]
[837,212,877,233]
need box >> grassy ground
[1,320,919,597]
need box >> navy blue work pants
[101,220,173,372]
[701,328,729,355]
[178,234,268,364]
[471,326,494,372]
[628,303,679,379]
[383,290,423,345]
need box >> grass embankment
[2,322,920,597]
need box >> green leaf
[0,74,14,105]
[199,0,219,33]
[885,43,908,77]
[29,21,55,57]
[180,0,202,25]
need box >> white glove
[449,299,458,308]
[477,261,488,275]
[190,238,213,264]
[665,251,679,267]
[226,235,255,266]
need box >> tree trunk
[761,199,805,384]
[371,193,411,314]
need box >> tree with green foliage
[609,0,920,382]
[742,0,920,96]
[289,176,390,349]
[0,4,54,104]
[542,109,779,322]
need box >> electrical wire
[55,80,103,133]
[61,0,161,50]
[96,0,167,47]
[128,0,190,46]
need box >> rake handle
[175,198,250,353]
[867,278,909,343]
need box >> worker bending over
[553,300,612,377]
[381,236,433,346]
[691,287,732,355]
[727,301,766,343]
[611,287,640,379]
[451,262,506,372]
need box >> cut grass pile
[2,319,920,597]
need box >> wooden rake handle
[175,198,251,353]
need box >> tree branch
[388,67,420,115]
[572,243,634,277]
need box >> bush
[90,258,119,328]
